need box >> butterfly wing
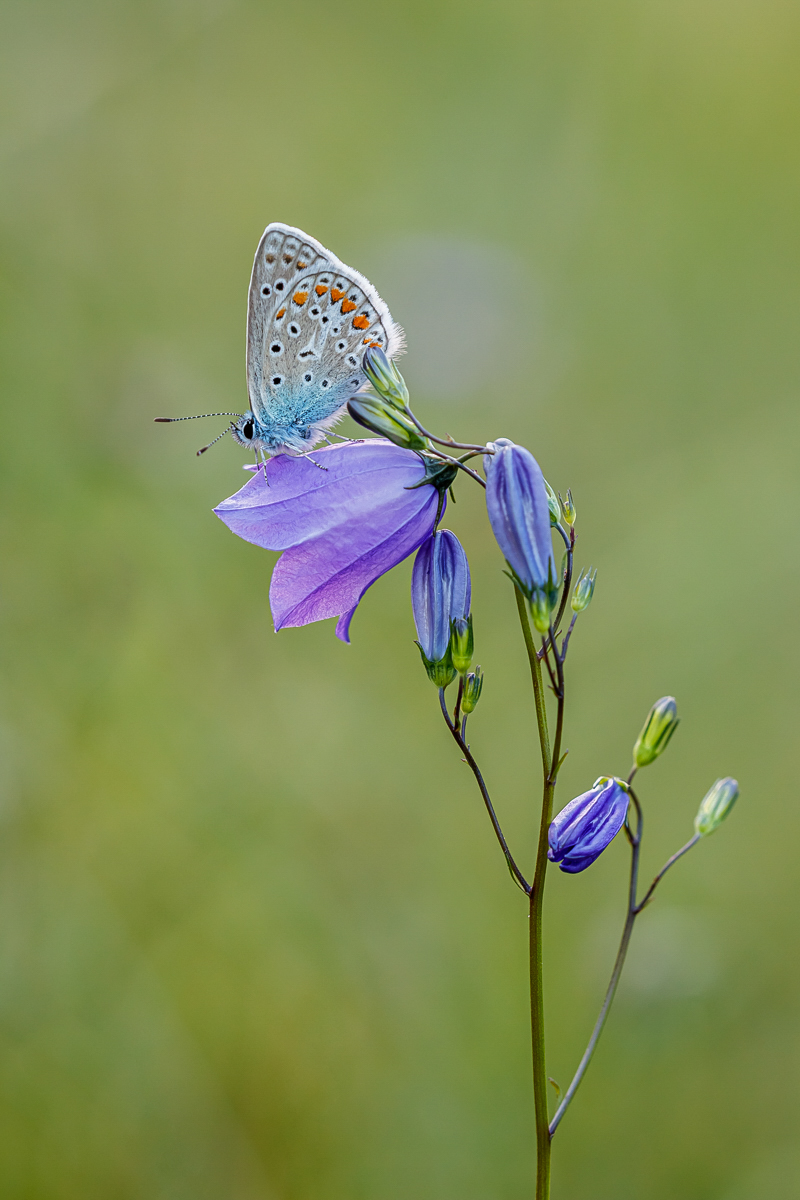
[247,223,404,445]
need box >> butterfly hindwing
[247,223,403,446]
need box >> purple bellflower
[214,439,446,643]
[548,777,630,874]
[411,530,471,684]
[484,438,555,625]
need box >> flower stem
[515,587,555,1199]
[549,791,642,1134]
[438,687,530,894]
[549,793,702,1135]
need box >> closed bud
[362,345,409,409]
[484,439,555,600]
[633,696,679,767]
[461,667,484,713]
[544,479,561,527]
[412,530,471,688]
[694,777,739,836]
[560,489,576,526]
[450,615,474,674]
[548,777,630,873]
[348,394,427,451]
[571,567,597,613]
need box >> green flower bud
[461,667,484,713]
[415,643,457,689]
[362,345,410,409]
[544,478,561,527]
[560,489,576,526]
[571,567,597,613]
[633,696,679,768]
[348,393,427,451]
[694,777,739,836]
[530,586,552,634]
[450,615,474,674]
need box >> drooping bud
[544,478,561,527]
[412,530,471,688]
[461,667,484,713]
[560,489,576,526]
[484,439,555,604]
[571,567,597,613]
[450,615,474,674]
[362,345,409,409]
[633,697,680,768]
[548,777,630,873]
[348,393,427,451]
[694,777,739,836]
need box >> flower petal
[269,489,442,640]
[213,440,431,551]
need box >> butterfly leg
[286,449,328,470]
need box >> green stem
[515,587,554,1199]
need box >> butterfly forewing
[247,223,403,440]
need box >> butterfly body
[235,223,404,457]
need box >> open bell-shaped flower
[411,529,471,687]
[214,439,447,643]
[548,777,630,873]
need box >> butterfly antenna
[154,412,240,422]
[197,427,233,456]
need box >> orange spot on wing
[353,314,370,330]
[293,291,308,305]
[276,307,286,318]
[341,299,356,314]
[297,260,307,269]
[330,287,345,302]
[315,284,328,295]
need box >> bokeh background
[1,1,799,1196]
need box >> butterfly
[156,223,404,459]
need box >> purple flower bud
[548,777,630,874]
[484,439,555,600]
[411,530,471,665]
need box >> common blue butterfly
[157,223,404,458]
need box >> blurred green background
[1,0,799,1196]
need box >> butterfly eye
[243,420,254,440]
